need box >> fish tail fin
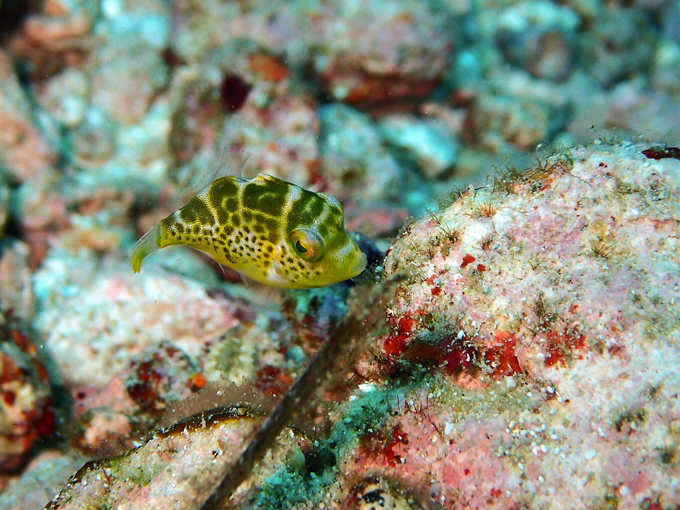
[130,224,161,274]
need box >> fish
[130,173,367,289]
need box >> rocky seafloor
[0,0,679,509]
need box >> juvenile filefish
[130,174,367,289]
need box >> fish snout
[350,249,368,277]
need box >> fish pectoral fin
[270,244,282,262]
[271,258,284,277]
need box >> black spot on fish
[287,192,325,231]
[181,196,215,225]
[226,197,238,211]
[243,182,287,216]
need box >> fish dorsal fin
[182,167,223,204]
[183,146,250,203]
[252,173,288,186]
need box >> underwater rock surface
[0,310,54,471]
[31,249,297,456]
[0,0,679,507]
[38,143,680,509]
[46,407,306,510]
[0,51,57,183]
[362,142,680,508]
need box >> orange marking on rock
[248,54,289,82]
[461,254,475,268]
[485,331,522,376]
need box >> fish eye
[289,229,326,262]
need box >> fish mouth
[349,250,368,277]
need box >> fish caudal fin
[130,224,161,274]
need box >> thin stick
[201,278,398,509]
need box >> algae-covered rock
[0,312,54,471]
[319,104,404,205]
[33,250,289,390]
[47,407,306,510]
[0,180,8,236]
[308,0,455,104]
[379,114,460,180]
[0,452,85,510]
[0,51,57,183]
[355,142,680,508]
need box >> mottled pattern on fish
[131,174,367,288]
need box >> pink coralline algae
[32,248,297,461]
[167,41,320,188]
[73,340,201,455]
[358,143,680,508]
[309,0,454,105]
[33,251,290,391]
[0,312,55,470]
[0,51,57,183]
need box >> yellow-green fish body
[131,174,367,288]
